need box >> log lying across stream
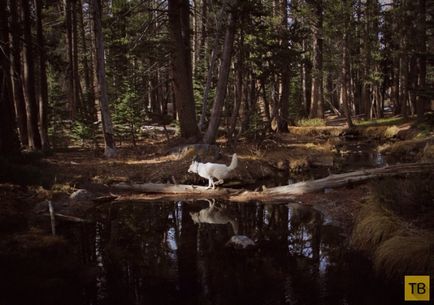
[112,162,434,203]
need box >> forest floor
[1,114,433,230]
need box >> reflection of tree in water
[69,201,362,305]
[101,202,179,305]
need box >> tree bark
[277,0,290,132]
[91,0,117,157]
[9,0,28,147]
[399,0,409,119]
[0,0,20,156]
[168,0,200,140]
[78,0,96,121]
[22,0,42,150]
[203,3,237,144]
[361,0,372,118]
[198,7,225,131]
[341,0,354,128]
[71,0,82,115]
[36,0,50,151]
[64,0,76,118]
[309,0,324,119]
[416,0,427,120]
[228,37,244,142]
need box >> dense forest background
[0,0,433,157]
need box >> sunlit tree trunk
[309,0,324,118]
[78,0,96,121]
[91,0,117,157]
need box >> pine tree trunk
[277,0,290,132]
[203,5,237,144]
[361,0,372,118]
[228,35,244,142]
[0,0,20,156]
[309,0,324,118]
[22,0,42,150]
[168,0,200,140]
[399,0,409,119]
[78,0,95,121]
[341,0,354,128]
[9,0,28,147]
[416,0,426,120]
[64,0,76,118]
[71,0,82,115]
[36,0,50,151]
[91,0,116,157]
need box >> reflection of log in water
[113,162,434,202]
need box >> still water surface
[1,200,401,305]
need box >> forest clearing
[0,0,433,304]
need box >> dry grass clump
[379,137,433,162]
[374,233,434,278]
[351,202,401,252]
[287,126,344,138]
[360,126,400,139]
[351,175,434,279]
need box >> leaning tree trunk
[22,0,42,151]
[203,3,237,144]
[36,0,50,151]
[0,0,20,156]
[198,6,225,131]
[168,0,200,140]
[91,0,116,157]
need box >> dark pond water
[334,140,387,172]
[0,200,402,305]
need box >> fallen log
[113,182,241,196]
[112,162,434,202]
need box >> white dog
[188,153,238,189]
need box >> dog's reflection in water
[189,199,255,249]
